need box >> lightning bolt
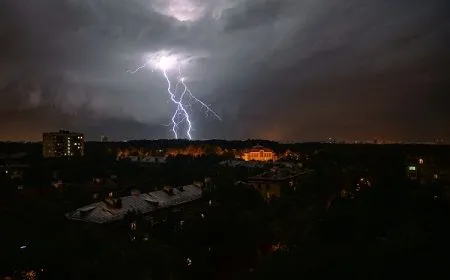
[178,67,222,121]
[127,63,148,74]
[163,67,192,139]
[127,58,221,140]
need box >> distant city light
[20,245,27,249]
[23,270,37,280]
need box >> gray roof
[66,184,202,224]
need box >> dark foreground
[1,143,450,279]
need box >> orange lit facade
[241,145,276,161]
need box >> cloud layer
[0,0,449,141]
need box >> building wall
[248,181,283,199]
[406,156,440,184]
[248,170,315,200]
[43,130,84,158]
[243,150,276,161]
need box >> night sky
[0,0,449,141]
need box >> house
[66,184,202,224]
[248,168,315,199]
[241,145,276,161]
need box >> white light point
[157,55,178,71]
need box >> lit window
[419,158,424,165]
[408,166,416,171]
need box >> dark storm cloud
[213,0,450,141]
[221,0,286,32]
[0,0,449,141]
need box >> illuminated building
[406,156,441,184]
[42,130,84,158]
[406,156,427,181]
[2,164,29,181]
[241,145,276,161]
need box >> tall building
[42,130,84,158]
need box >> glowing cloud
[152,0,206,22]
[151,0,239,22]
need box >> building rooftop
[248,168,314,181]
[245,145,274,153]
[219,159,266,168]
[66,184,202,224]
[43,130,84,136]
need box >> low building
[117,155,167,164]
[140,156,167,164]
[66,184,202,224]
[1,164,30,181]
[406,156,440,184]
[248,168,315,199]
[42,130,84,158]
[219,159,266,168]
[241,145,276,161]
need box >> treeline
[1,140,450,164]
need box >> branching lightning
[163,67,192,139]
[127,51,221,140]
